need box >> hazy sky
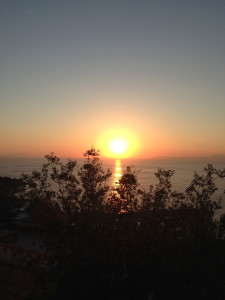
[1,0,225,158]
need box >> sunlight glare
[114,159,122,185]
[109,139,127,155]
[97,128,139,158]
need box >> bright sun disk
[97,128,139,158]
[109,139,128,155]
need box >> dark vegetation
[0,176,23,217]
[1,148,225,299]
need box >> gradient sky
[1,0,225,158]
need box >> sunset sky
[1,0,225,158]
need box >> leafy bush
[20,149,225,299]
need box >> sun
[97,128,139,158]
[109,138,128,155]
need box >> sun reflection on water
[113,159,122,186]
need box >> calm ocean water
[2,156,224,215]
[1,156,225,191]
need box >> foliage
[0,176,24,216]
[78,148,112,212]
[115,165,141,212]
[185,164,225,211]
[18,149,225,299]
[20,153,81,225]
[140,169,180,210]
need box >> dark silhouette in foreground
[0,177,24,217]
[2,148,225,299]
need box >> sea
[1,156,225,215]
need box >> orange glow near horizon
[97,128,139,159]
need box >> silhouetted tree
[115,165,141,212]
[21,152,81,226]
[78,148,112,212]
[18,149,225,300]
[140,168,182,211]
[185,164,225,211]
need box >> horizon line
[1,154,225,161]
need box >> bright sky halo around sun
[97,128,139,159]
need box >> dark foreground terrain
[1,149,225,299]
